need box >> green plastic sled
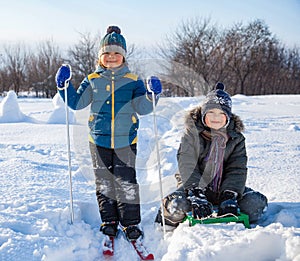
[184,212,250,229]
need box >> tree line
[0,18,299,98]
[159,18,300,96]
[0,32,99,98]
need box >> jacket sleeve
[58,77,93,110]
[220,134,247,197]
[131,78,157,115]
[177,123,202,190]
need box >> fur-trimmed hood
[178,105,247,195]
[185,105,245,136]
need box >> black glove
[218,190,239,216]
[187,188,213,219]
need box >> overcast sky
[1,0,299,50]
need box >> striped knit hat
[98,26,127,58]
[201,82,232,125]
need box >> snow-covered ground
[0,91,299,261]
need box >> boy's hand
[187,188,213,219]
[146,76,162,95]
[218,190,239,216]
[55,64,72,89]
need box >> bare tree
[0,69,9,95]
[223,20,279,94]
[282,47,300,94]
[159,17,224,96]
[27,40,63,97]
[2,43,28,95]
[126,44,147,77]
[67,31,98,87]
[159,17,300,96]
[0,53,9,94]
[1,24,298,97]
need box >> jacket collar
[95,63,130,80]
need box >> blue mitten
[55,64,72,89]
[146,76,162,96]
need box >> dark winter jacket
[59,64,155,149]
[177,106,247,202]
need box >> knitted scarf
[200,129,228,192]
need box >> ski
[101,228,154,260]
[129,239,154,260]
[102,235,114,256]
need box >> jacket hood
[185,105,245,135]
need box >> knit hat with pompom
[98,26,127,58]
[201,82,232,126]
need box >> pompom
[216,82,225,91]
[106,25,121,34]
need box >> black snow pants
[90,142,141,227]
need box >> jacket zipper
[111,72,115,148]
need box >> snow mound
[0,91,37,123]
[47,93,76,124]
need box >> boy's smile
[204,108,227,130]
[100,52,124,68]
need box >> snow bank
[47,93,76,124]
[0,94,299,261]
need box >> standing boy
[55,26,162,240]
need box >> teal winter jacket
[59,64,155,149]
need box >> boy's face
[204,108,227,130]
[100,52,123,68]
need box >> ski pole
[62,64,74,224]
[148,79,166,239]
